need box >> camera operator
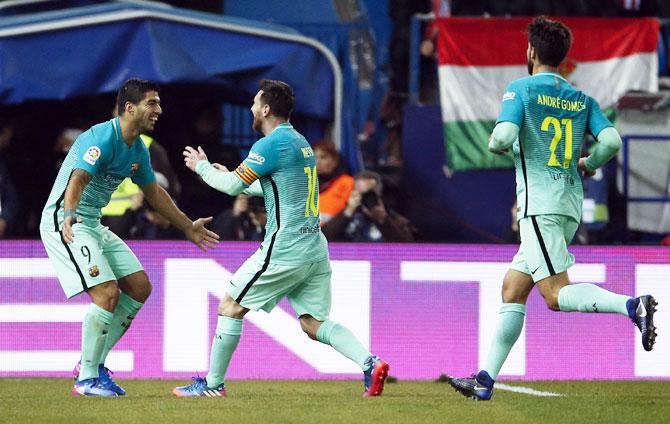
[322,170,415,242]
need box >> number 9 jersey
[234,123,328,265]
[497,72,613,222]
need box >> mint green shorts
[40,222,143,298]
[228,251,332,320]
[510,214,578,283]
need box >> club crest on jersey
[88,265,100,278]
[130,163,139,176]
[83,146,101,165]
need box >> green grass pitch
[1,379,669,424]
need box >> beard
[252,114,262,132]
[138,119,155,134]
[527,58,534,76]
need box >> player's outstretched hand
[61,215,82,244]
[185,216,220,251]
[183,146,209,172]
[578,157,596,178]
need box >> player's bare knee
[542,292,561,311]
[119,271,152,302]
[299,315,320,340]
[89,281,120,312]
[501,284,530,304]
[218,297,246,319]
[135,279,152,302]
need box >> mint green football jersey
[233,123,328,265]
[41,117,155,231]
[497,72,613,222]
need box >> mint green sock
[205,315,243,388]
[99,292,144,365]
[558,284,630,315]
[483,303,526,380]
[316,320,372,371]
[80,304,113,381]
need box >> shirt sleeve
[131,146,156,186]
[233,137,279,185]
[72,131,112,176]
[587,96,614,138]
[496,81,525,126]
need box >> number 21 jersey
[497,72,613,222]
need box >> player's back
[510,73,599,222]
[256,124,328,265]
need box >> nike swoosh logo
[531,266,541,274]
[473,385,489,391]
[637,302,647,317]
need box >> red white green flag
[437,17,659,171]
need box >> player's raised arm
[183,145,249,196]
[140,180,219,251]
[61,168,91,243]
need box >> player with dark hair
[40,78,219,397]
[174,79,390,397]
[447,17,657,401]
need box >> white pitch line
[495,383,562,397]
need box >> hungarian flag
[437,17,659,171]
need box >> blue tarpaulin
[0,2,343,144]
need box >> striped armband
[234,163,260,185]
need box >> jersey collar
[112,116,141,147]
[271,122,293,133]
[111,117,123,144]
[534,72,567,82]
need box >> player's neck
[261,117,289,136]
[118,116,140,145]
[533,64,559,75]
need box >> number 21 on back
[541,116,573,169]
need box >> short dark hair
[116,78,159,116]
[527,16,573,67]
[259,79,295,120]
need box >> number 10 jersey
[235,123,328,265]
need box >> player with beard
[447,17,657,401]
[174,79,389,398]
[40,79,219,397]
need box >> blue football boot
[629,295,658,351]
[447,370,494,401]
[72,378,119,397]
[73,361,126,396]
[173,377,226,397]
